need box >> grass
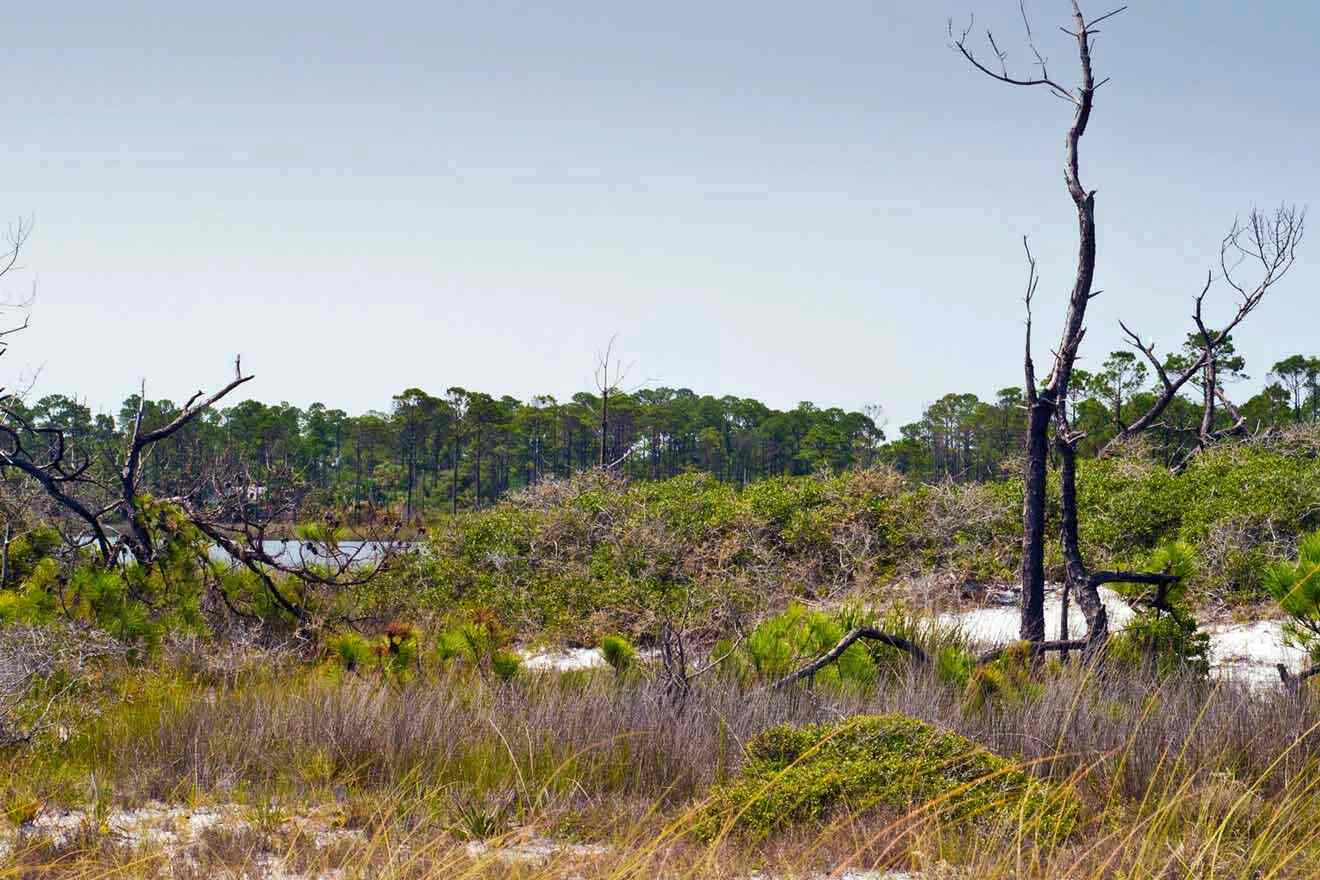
[3,642,1320,879]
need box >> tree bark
[1058,431,1108,653]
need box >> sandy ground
[939,584,1307,684]
[520,586,1309,685]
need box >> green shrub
[328,632,374,673]
[1264,529,1320,658]
[1107,543,1209,676]
[490,650,521,682]
[437,614,519,681]
[1109,611,1210,677]
[700,714,1077,839]
[293,521,345,543]
[728,604,875,687]
[600,634,636,673]
[964,641,1040,711]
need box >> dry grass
[2,655,1319,878]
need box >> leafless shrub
[0,624,126,746]
[502,469,628,513]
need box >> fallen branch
[1277,662,1320,695]
[771,628,929,690]
[976,639,1088,665]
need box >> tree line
[5,385,887,521]
[8,344,1315,522]
[892,347,1320,483]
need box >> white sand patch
[465,835,610,865]
[939,583,1133,644]
[941,584,1309,684]
[249,853,345,880]
[519,647,609,671]
[519,646,658,672]
[1204,619,1308,683]
[0,800,366,872]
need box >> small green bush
[437,614,520,681]
[600,634,636,673]
[964,641,1040,711]
[727,604,875,687]
[1264,529,1320,658]
[1109,611,1210,677]
[328,632,373,673]
[700,714,1076,839]
[490,649,521,682]
[1107,542,1210,677]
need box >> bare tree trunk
[599,387,608,468]
[450,438,460,516]
[1058,430,1108,653]
[956,2,1099,643]
[474,430,482,510]
[0,522,9,589]
[1021,401,1051,641]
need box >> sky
[4,1,1317,430]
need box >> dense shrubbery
[408,432,1320,640]
[2,429,1316,654]
[0,512,240,657]
[1078,434,1320,602]
[414,468,1021,641]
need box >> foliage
[398,434,1320,643]
[9,343,1320,524]
[490,650,521,682]
[1110,611,1211,678]
[1263,529,1320,658]
[700,714,1076,839]
[1107,542,1210,677]
[964,642,1041,712]
[599,634,636,674]
[436,614,519,682]
[0,526,215,659]
[322,621,421,683]
[327,632,374,674]
[4,428,1318,649]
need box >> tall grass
[4,663,1320,878]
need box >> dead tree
[590,335,642,471]
[0,351,406,630]
[1101,207,1304,460]
[1057,207,1302,649]
[954,5,1304,651]
[953,1,1113,641]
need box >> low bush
[1107,542,1211,677]
[700,713,1077,839]
[1264,528,1320,660]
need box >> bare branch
[1023,236,1039,404]
[950,5,1079,103]
[1086,6,1128,30]
[1102,207,1303,457]
[771,627,930,690]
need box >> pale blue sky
[5,1,1316,427]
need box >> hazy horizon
[7,1,1317,428]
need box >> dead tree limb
[1277,662,1320,696]
[1101,206,1304,458]
[976,639,1088,665]
[116,372,254,564]
[771,627,929,690]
